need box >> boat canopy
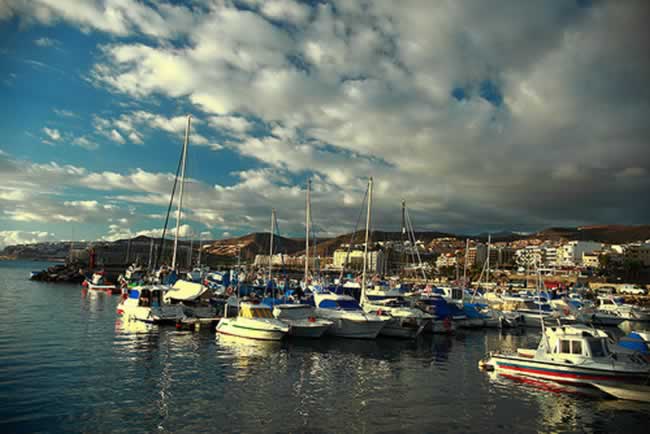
[164,280,208,302]
[317,298,361,310]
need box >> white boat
[593,383,650,402]
[85,272,117,293]
[480,324,650,387]
[116,285,185,323]
[313,291,386,339]
[164,279,209,303]
[596,296,650,322]
[272,304,332,338]
[216,302,289,341]
[363,285,433,338]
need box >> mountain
[2,225,649,261]
[531,225,650,244]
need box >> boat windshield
[586,338,608,357]
[243,307,274,319]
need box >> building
[625,243,650,267]
[436,252,458,269]
[556,241,601,266]
[332,249,385,274]
[582,252,600,268]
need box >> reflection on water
[0,261,648,433]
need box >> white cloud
[261,0,310,25]
[0,230,53,249]
[110,129,125,144]
[128,131,143,144]
[43,127,61,141]
[208,115,252,135]
[34,36,59,47]
[72,136,99,150]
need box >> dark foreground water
[0,261,648,433]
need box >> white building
[436,253,458,269]
[332,249,385,274]
[556,241,601,266]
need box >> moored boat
[480,324,650,387]
[272,303,332,338]
[216,302,289,341]
[116,285,185,323]
[313,291,386,339]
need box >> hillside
[3,225,649,261]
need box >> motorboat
[363,298,433,338]
[596,296,650,322]
[313,291,385,339]
[412,297,456,334]
[271,303,332,338]
[84,271,118,293]
[215,302,289,341]
[480,324,650,387]
[362,285,433,338]
[116,285,184,323]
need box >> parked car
[619,284,648,295]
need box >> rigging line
[338,185,369,282]
[405,207,427,281]
[154,141,185,271]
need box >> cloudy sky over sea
[0,0,648,247]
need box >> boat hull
[378,317,427,338]
[326,318,385,339]
[483,354,649,387]
[287,323,331,338]
[594,383,650,402]
[216,318,287,341]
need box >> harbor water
[1,261,648,433]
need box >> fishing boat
[216,302,289,341]
[116,285,185,323]
[480,324,650,387]
[592,383,650,402]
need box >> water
[0,261,647,433]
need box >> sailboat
[116,116,193,324]
[361,198,433,338]
[264,203,333,338]
[313,178,385,339]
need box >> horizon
[1,1,649,249]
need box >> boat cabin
[544,326,610,361]
[127,287,163,308]
[240,303,274,319]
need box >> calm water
[0,261,648,433]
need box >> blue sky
[0,0,648,247]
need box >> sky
[0,0,649,248]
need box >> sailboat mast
[147,238,154,270]
[486,234,491,285]
[361,177,373,302]
[269,208,275,284]
[198,232,203,267]
[304,179,311,286]
[171,114,191,271]
[463,238,469,287]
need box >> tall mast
[400,199,406,275]
[486,234,491,285]
[188,235,194,268]
[171,115,191,270]
[147,238,154,270]
[361,177,373,303]
[198,232,203,267]
[463,238,469,287]
[304,179,311,286]
[269,208,275,284]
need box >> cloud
[42,127,61,141]
[109,129,125,144]
[34,36,59,47]
[127,131,143,144]
[2,1,650,237]
[72,136,99,150]
[53,108,77,118]
[0,230,53,249]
